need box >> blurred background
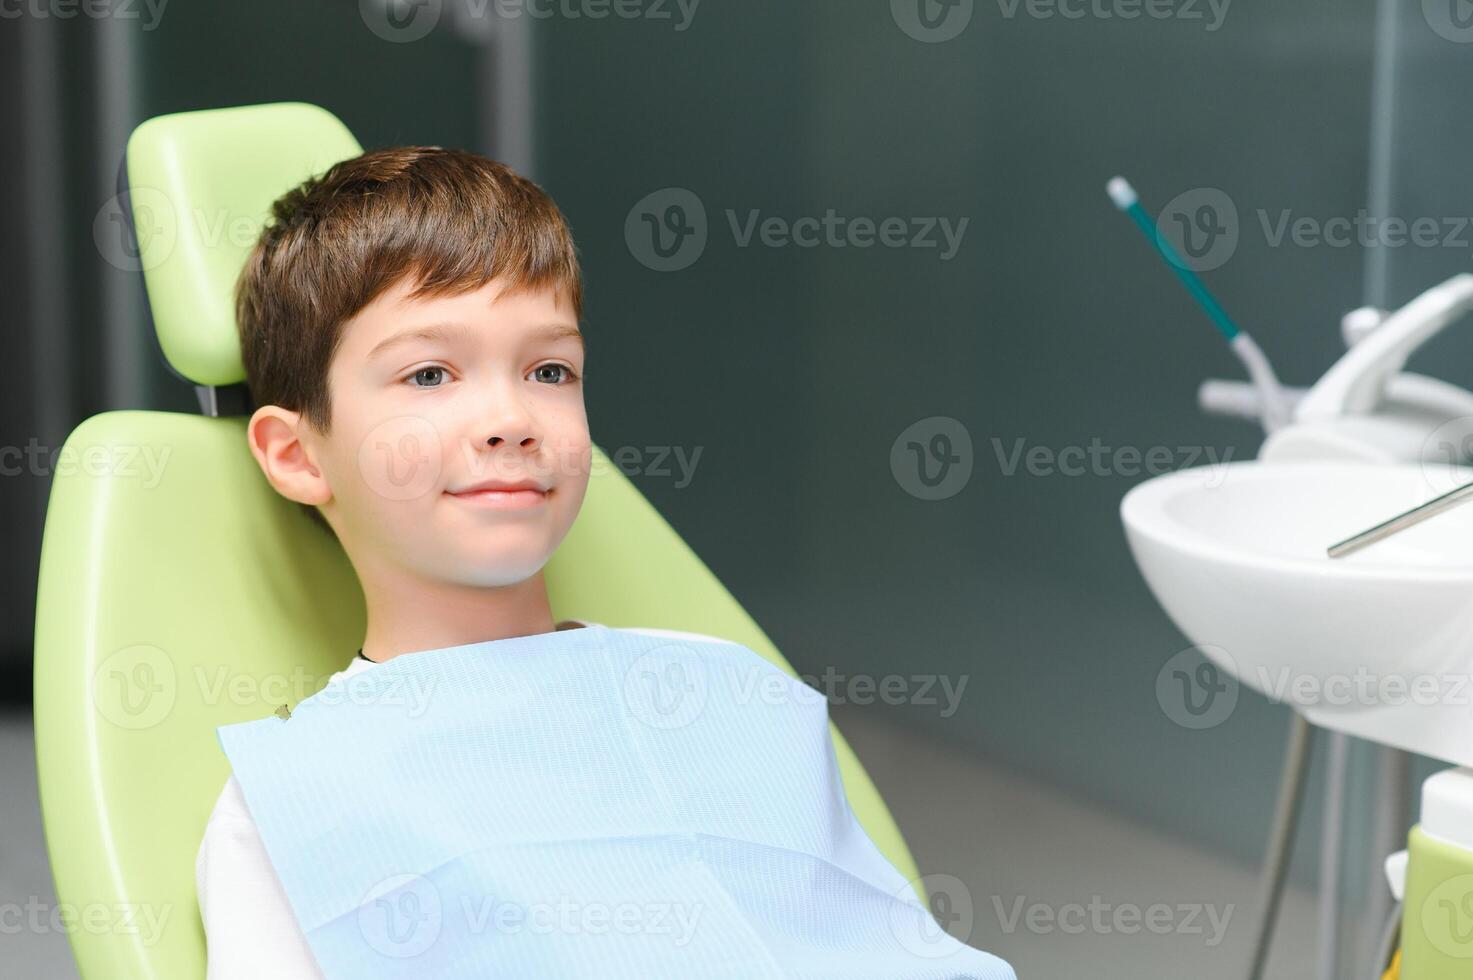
[5,0,1472,976]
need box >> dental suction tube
[1107,176,1294,432]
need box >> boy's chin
[431,548,556,587]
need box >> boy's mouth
[446,478,550,510]
[448,488,548,509]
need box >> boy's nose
[472,429,546,484]
[477,390,540,450]
[485,432,538,449]
[483,433,542,453]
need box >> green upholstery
[126,102,362,386]
[32,102,922,980]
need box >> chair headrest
[123,102,362,388]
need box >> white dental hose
[1230,333,1294,433]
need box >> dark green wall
[26,0,1473,897]
[532,0,1398,888]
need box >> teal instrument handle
[1108,175,1291,432]
[1120,198,1241,342]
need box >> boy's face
[273,275,590,587]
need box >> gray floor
[831,704,1319,978]
[2,705,1316,978]
[3,711,81,980]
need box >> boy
[196,145,1014,979]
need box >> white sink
[1121,460,1473,765]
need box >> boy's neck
[356,567,561,664]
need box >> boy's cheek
[350,413,448,503]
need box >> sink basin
[1122,460,1473,764]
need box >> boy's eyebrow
[366,321,584,361]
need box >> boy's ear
[246,406,332,508]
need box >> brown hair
[235,146,583,535]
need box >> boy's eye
[402,363,578,388]
[406,366,448,388]
[531,363,577,384]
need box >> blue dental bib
[216,624,1014,979]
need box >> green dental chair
[32,101,923,980]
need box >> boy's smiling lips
[445,477,551,510]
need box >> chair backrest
[32,101,921,980]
